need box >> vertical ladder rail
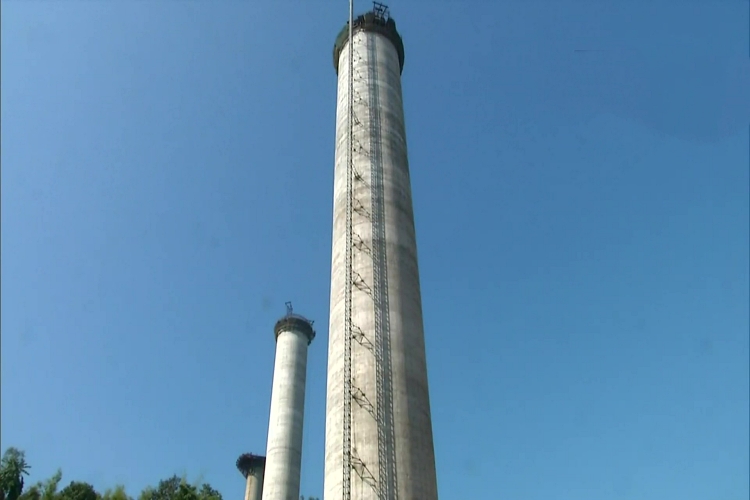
[342,0,355,499]
[367,29,397,500]
[367,32,388,500]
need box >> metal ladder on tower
[341,0,356,498]
[344,2,398,499]
[365,5,397,497]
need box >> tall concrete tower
[236,453,266,500]
[324,3,439,500]
[262,304,315,500]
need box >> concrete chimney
[324,4,439,500]
[236,453,265,500]
[261,303,315,500]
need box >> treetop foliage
[1,449,221,500]
[1,448,319,500]
[0,448,30,500]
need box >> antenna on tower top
[285,301,293,316]
[373,2,390,22]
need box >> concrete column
[236,454,265,500]
[262,311,315,500]
[325,8,439,500]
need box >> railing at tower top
[283,301,314,326]
[353,2,390,28]
[236,453,265,478]
[372,2,390,23]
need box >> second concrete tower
[324,5,439,500]
[263,306,315,500]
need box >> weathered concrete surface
[262,321,313,500]
[324,24,439,500]
[243,461,264,500]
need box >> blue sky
[2,1,748,499]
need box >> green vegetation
[0,448,220,500]
[1,448,320,500]
[0,448,30,500]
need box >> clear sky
[2,1,748,499]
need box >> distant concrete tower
[236,453,265,500]
[325,3,439,500]
[262,303,315,500]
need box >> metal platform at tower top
[372,2,390,23]
[332,2,405,74]
[236,453,266,478]
[273,302,315,344]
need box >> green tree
[141,476,178,500]
[0,448,31,500]
[100,485,131,500]
[139,476,221,500]
[17,485,40,500]
[196,485,219,500]
[2,449,224,500]
[39,470,62,500]
[136,486,153,500]
[58,482,98,500]
[18,469,61,500]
